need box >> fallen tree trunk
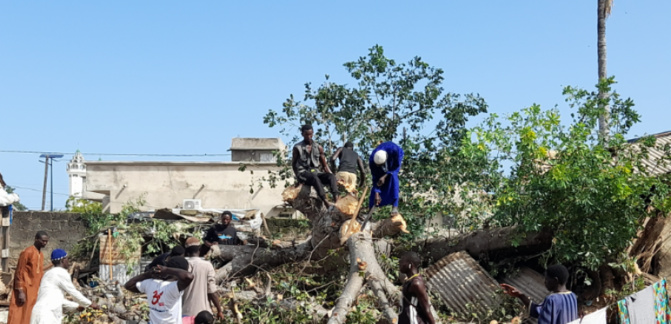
[215,185,552,321]
[215,241,313,282]
[328,231,399,324]
[409,226,553,264]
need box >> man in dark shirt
[291,124,339,206]
[330,141,366,193]
[144,246,185,272]
[204,211,243,247]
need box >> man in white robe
[30,249,99,324]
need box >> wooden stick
[351,186,369,223]
[260,213,272,237]
[108,229,113,281]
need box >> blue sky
[1,1,669,210]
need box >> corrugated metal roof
[500,266,550,305]
[425,251,502,319]
[99,264,140,285]
[628,131,671,176]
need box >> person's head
[399,252,421,275]
[544,264,569,292]
[301,124,314,143]
[344,141,354,149]
[51,249,69,268]
[221,211,233,227]
[373,150,387,166]
[170,245,185,257]
[165,245,185,263]
[157,256,190,281]
[195,311,215,324]
[34,231,49,250]
[184,237,201,256]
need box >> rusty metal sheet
[99,234,141,265]
[500,266,550,306]
[425,251,502,319]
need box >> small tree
[462,78,671,270]
[65,196,103,214]
[263,45,489,234]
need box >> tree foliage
[66,196,103,214]
[262,45,489,235]
[462,78,671,269]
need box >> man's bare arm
[410,280,436,324]
[124,272,152,293]
[208,292,224,319]
[158,266,194,291]
[291,146,300,179]
[319,146,332,174]
[330,147,343,163]
[357,157,366,186]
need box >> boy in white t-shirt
[124,256,194,324]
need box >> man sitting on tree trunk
[292,124,339,207]
[201,211,245,257]
[369,141,404,215]
[330,141,366,194]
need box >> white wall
[85,161,292,217]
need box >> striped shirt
[530,291,579,324]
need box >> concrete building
[67,151,87,197]
[81,138,296,217]
[229,137,283,162]
[67,151,105,201]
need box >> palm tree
[597,0,613,141]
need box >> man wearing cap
[369,141,404,215]
[30,249,99,324]
[182,237,224,320]
[124,256,194,324]
[330,141,366,193]
[9,231,48,324]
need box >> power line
[11,185,71,197]
[0,150,230,157]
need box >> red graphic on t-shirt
[151,290,164,305]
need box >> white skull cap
[374,150,387,165]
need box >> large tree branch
[408,226,553,263]
[369,278,397,323]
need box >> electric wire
[0,150,230,157]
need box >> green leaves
[259,45,489,235]
[469,79,671,270]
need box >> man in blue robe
[369,142,404,215]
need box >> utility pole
[50,158,54,211]
[39,153,64,211]
[41,156,49,211]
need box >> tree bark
[214,241,313,282]
[407,226,553,264]
[327,232,400,324]
[597,0,611,141]
[214,188,551,321]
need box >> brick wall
[8,211,87,269]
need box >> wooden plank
[99,234,140,265]
[0,221,7,272]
